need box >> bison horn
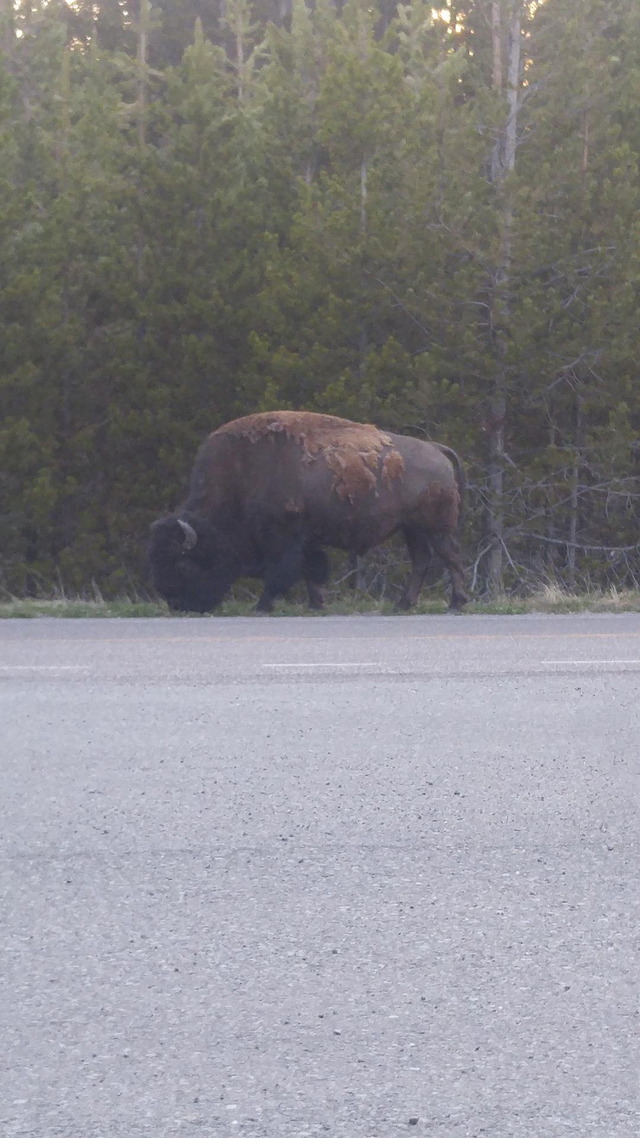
[177,519,198,549]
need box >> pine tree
[506,0,640,588]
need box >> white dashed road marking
[542,659,640,666]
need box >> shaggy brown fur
[215,410,404,504]
[149,410,467,614]
[381,448,406,488]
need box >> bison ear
[177,519,198,550]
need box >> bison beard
[148,516,236,613]
[148,411,468,614]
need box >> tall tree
[481,0,526,594]
[506,0,640,586]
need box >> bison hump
[214,410,405,505]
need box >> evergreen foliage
[0,0,638,598]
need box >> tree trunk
[491,1,503,96]
[567,396,583,589]
[235,23,245,102]
[360,156,368,235]
[483,1,522,597]
[581,109,590,175]
[137,0,149,148]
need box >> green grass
[1,585,640,618]
[0,598,166,619]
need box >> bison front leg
[303,547,329,610]
[256,536,305,613]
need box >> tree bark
[567,396,583,589]
[137,0,149,148]
[484,1,522,597]
[581,109,590,175]
[360,157,368,235]
[491,1,503,92]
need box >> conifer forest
[1,0,639,601]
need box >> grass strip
[2,588,640,619]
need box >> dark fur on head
[148,514,237,613]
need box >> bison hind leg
[400,525,468,611]
[429,531,468,611]
[398,527,432,609]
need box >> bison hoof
[448,597,468,613]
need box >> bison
[149,411,468,614]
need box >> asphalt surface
[1,612,639,1138]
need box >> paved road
[1,613,639,1137]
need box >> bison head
[148,515,236,613]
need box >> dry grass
[516,585,640,614]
